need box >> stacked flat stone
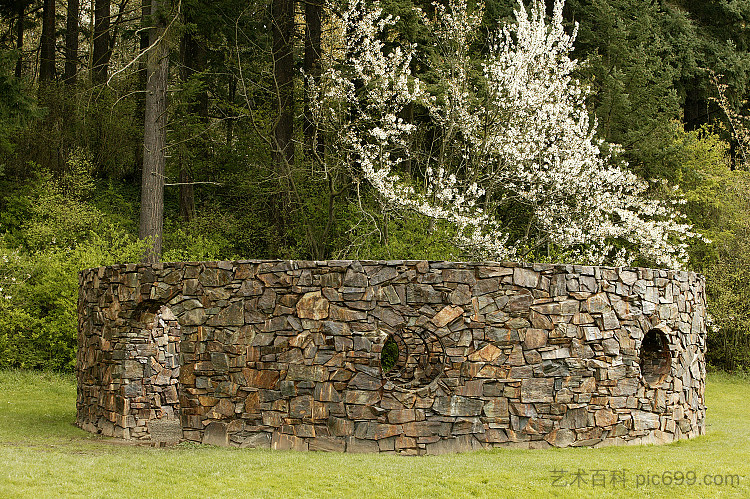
[77,260,706,454]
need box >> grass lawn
[0,371,748,498]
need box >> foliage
[0,153,148,371]
[0,50,40,157]
[661,125,750,371]
[380,336,398,373]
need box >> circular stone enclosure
[77,260,707,454]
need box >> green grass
[0,371,748,498]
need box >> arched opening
[132,301,182,442]
[640,329,671,386]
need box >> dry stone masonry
[77,260,707,454]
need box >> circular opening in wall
[381,336,399,374]
[380,327,447,390]
[640,329,671,386]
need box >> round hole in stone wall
[640,329,671,386]
[381,336,399,374]
[380,327,447,389]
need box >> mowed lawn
[0,371,748,498]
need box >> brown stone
[468,344,502,362]
[529,310,554,330]
[523,328,548,349]
[388,409,418,424]
[632,411,660,431]
[425,434,482,455]
[595,408,618,427]
[369,267,399,285]
[272,432,308,451]
[290,395,313,418]
[474,278,500,295]
[432,396,483,417]
[327,416,354,436]
[346,437,379,453]
[328,305,366,321]
[442,269,476,285]
[449,285,472,305]
[309,436,346,452]
[343,269,368,287]
[344,390,380,406]
[78,260,707,454]
[314,382,341,402]
[476,365,511,379]
[395,435,417,450]
[402,421,443,437]
[202,422,228,446]
[545,428,576,447]
[521,378,554,403]
[406,283,443,303]
[244,369,280,389]
[586,293,610,313]
[370,307,404,327]
[354,422,402,440]
[513,268,539,288]
[244,392,260,413]
[348,373,382,390]
[296,291,330,320]
[560,407,588,429]
[507,293,533,313]
[456,379,483,397]
[287,365,328,382]
[432,305,464,327]
[483,398,509,418]
[207,300,244,326]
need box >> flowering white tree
[309,0,696,268]
[304,0,420,249]
[422,0,698,268]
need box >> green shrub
[0,153,146,371]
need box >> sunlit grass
[0,370,748,498]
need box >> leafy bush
[0,153,146,371]
[677,127,750,370]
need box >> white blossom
[307,0,696,268]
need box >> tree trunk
[272,0,295,167]
[303,0,322,157]
[178,25,206,224]
[14,3,24,78]
[683,82,708,131]
[271,0,295,248]
[93,0,111,84]
[64,0,80,84]
[39,0,56,82]
[226,74,236,146]
[134,0,152,180]
[139,0,169,263]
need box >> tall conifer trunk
[271,0,295,249]
[303,0,323,157]
[178,20,207,224]
[139,0,169,263]
[64,0,80,84]
[14,3,24,78]
[93,0,111,84]
[39,0,56,82]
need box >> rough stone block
[521,378,554,403]
[202,422,228,446]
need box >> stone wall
[77,260,707,454]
